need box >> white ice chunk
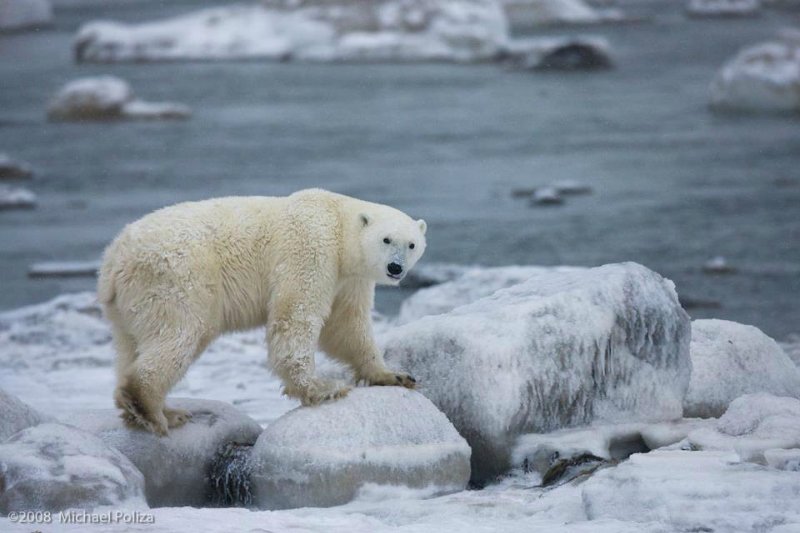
[0,388,53,442]
[61,398,262,507]
[0,423,145,513]
[0,185,36,210]
[684,320,800,418]
[710,31,800,113]
[581,449,800,533]
[384,262,692,481]
[250,387,471,509]
[687,393,800,463]
[0,0,52,32]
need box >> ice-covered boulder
[61,398,262,507]
[581,448,800,532]
[47,76,191,121]
[499,0,624,29]
[398,265,581,324]
[0,154,33,180]
[686,0,761,17]
[74,1,507,64]
[0,0,53,32]
[684,320,800,418]
[710,30,800,113]
[0,389,53,441]
[384,262,692,481]
[0,423,145,514]
[687,393,800,463]
[250,387,471,509]
[0,185,36,210]
[502,36,613,70]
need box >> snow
[687,393,800,464]
[250,387,470,509]
[0,423,145,513]
[398,265,582,323]
[501,36,613,70]
[27,260,101,278]
[581,448,800,532]
[383,262,692,481]
[686,0,761,18]
[0,388,53,441]
[0,185,36,210]
[74,1,508,64]
[47,76,191,121]
[60,399,262,507]
[499,0,625,29]
[710,30,800,113]
[0,154,33,180]
[0,0,52,32]
[684,320,800,418]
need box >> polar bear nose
[387,262,403,275]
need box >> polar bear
[98,189,426,436]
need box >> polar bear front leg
[267,305,350,406]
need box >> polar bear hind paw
[295,379,351,406]
[164,407,192,429]
[366,371,417,389]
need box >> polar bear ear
[417,219,427,235]
[360,213,371,227]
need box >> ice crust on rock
[47,76,191,121]
[710,30,800,113]
[74,1,508,64]
[684,319,800,418]
[384,262,692,482]
[61,399,262,507]
[687,393,800,463]
[0,0,53,32]
[250,387,471,510]
[581,449,800,532]
[0,423,145,514]
[0,388,54,442]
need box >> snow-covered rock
[74,1,508,64]
[687,393,800,463]
[710,30,800,113]
[0,389,53,442]
[500,0,624,29]
[581,449,800,532]
[0,185,36,210]
[686,0,761,18]
[0,154,33,180]
[384,262,692,481]
[0,423,145,513]
[47,76,191,121]
[61,399,262,507]
[764,448,800,470]
[398,265,582,324]
[27,260,101,278]
[0,0,53,32]
[502,36,612,70]
[684,320,800,418]
[250,387,471,510]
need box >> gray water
[1,1,799,339]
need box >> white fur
[98,189,426,435]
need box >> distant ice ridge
[74,0,509,63]
[710,29,800,113]
[500,0,626,30]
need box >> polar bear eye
[383,238,391,244]
[409,243,415,249]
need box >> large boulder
[684,320,800,418]
[0,0,52,32]
[61,398,262,507]
[687,393,800,463]
[0,423,145,514]
[47,76,191,122]
[0,389,53,442]
[710,30,800,113]
[581,449,800,533]
[250,387,471,510]
[74,0,508,64]
[383,262,692,482]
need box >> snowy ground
[2,277,800,532]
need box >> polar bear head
[359,210,427,286]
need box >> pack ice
[383,262,692,481]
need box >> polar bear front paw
[365,371,417,389]
[295,379,351,406]
[164,407,192,429]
